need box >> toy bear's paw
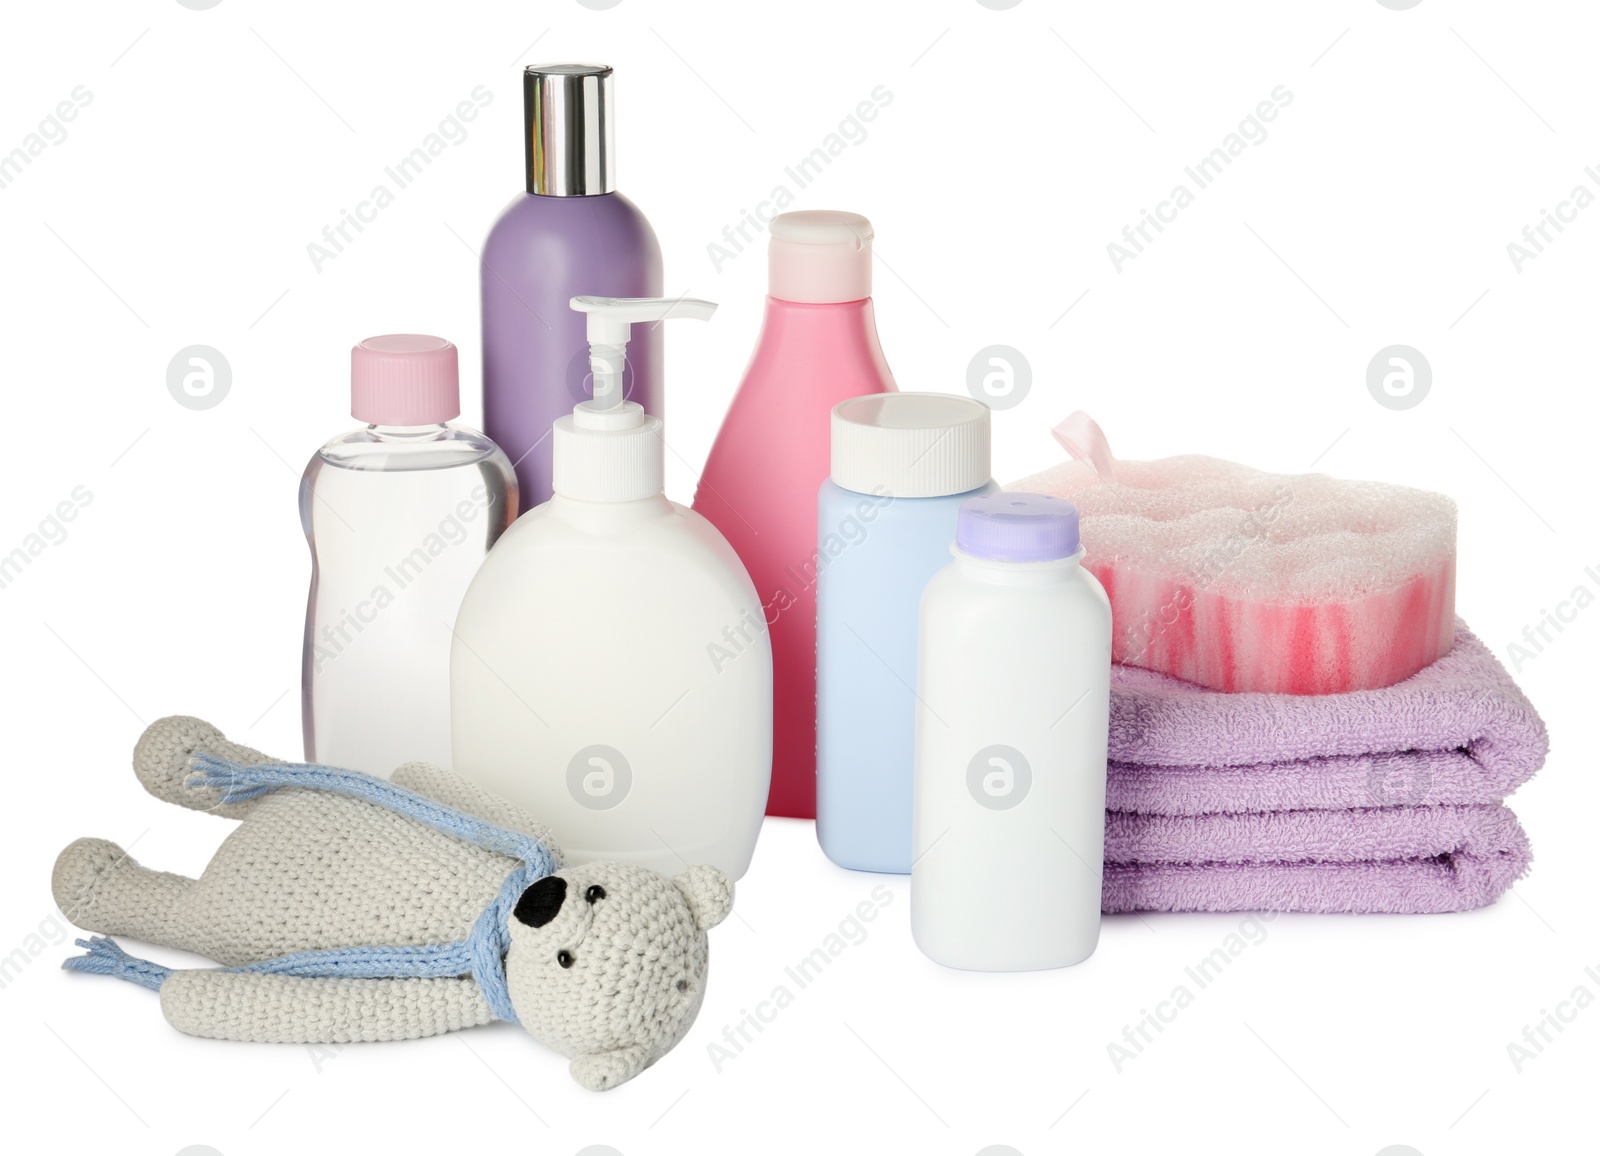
[570,1044,651,1091]
[672,864,734,931]
[52,838,134,925]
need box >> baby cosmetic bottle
[482,65,663,509]
[301,335,517,777]
[692,210,898,820]
[911,493,1111,971]
[816,393,997,873]
[451,297,772,880]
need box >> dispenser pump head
[553,295,717,502]
[571,295,716,417]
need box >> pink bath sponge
[1011,413,1457,695]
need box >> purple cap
[956,492,1081,562]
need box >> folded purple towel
[1107,622,1547,814]
[1105,820,1529,915]
[1100,622,1547,914]
[1104,805,1530,914]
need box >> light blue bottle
[816,393,997,873]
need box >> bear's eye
[585,885,606,904]
[556,950,574,969]
[676,979,689,993]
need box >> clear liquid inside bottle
[300,423,516,776]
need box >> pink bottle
[692,211,898,819]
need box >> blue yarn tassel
[63,937,173,992]
[61,755,557,1024]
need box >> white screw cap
[830,393,992,498]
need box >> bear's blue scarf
[61,755,559,1025]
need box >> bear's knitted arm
[389,762,563,861]
[159,971,494,1044]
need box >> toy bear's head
[503,860,732,1090]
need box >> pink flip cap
[351,334,460,425]
[768,210,873,304]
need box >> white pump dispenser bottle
[450,296,773,880]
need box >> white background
[1,1,1595,1154]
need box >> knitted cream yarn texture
[505,860,726,1090]
[53,716,733,1091]
[161,973,495,1043]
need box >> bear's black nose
[514,876,567,928]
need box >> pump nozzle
[571,295,717,413]
[553,295,719,503]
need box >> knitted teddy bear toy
[52,716,733,1091]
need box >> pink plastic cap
[768,210,873,304]
[350,334,460,425]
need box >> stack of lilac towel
[1102,621,1548,914]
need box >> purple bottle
[482,64,662,508]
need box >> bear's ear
[672,864,733,931]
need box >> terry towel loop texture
[1102,621,1548,914]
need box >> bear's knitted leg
[159,973,493,1043]
[133,716,275,820]
[52,837,196,949]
